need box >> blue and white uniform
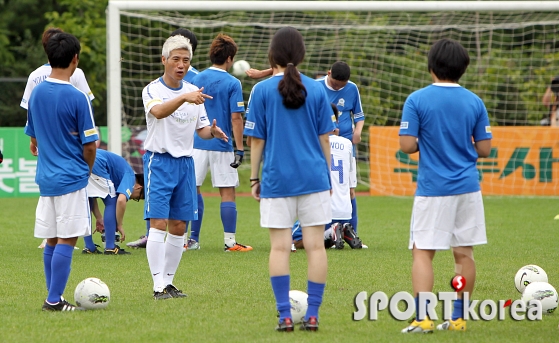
[184,65,199,84]
[21,64,94,109]
[399,83,492,250]
[142,77,210,221]
[24,77,98,238]
[329,135,353,220]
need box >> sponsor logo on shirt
[237,101,244,107]
[485,126,492,133]
[400,121,409,129]
[126,189,132,197]
[337,98,345,107]
[245,121,255,130]
[84,128,98,137]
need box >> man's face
[163,49,191,82]
[327,71,348,90]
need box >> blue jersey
[93,150,136,200]
[192,67,245,151]
[317,77,364,141]
[399,84,492,196]
[184,66,199,83]
[244,73,335,198]
[24,78,98,196]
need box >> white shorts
[409,191,487,250]
[34,188,92,239]
[87,174,116,198]
[260,191,332,228]
[193,149,239,188]
[349,156,357,188]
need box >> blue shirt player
[245,27,335,331]
[188,33,251,252]
[399,38,492,334]
[171,28,200,83]
[83,149,145,255]
[25,33,98,311]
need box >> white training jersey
[142,77,210,157]
[20,64,94,109]
[329,135,353,220]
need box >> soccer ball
[231,60,250,77]
[289,290,308,324]
[74,277,110,310]
[521,281,558,314]
[514,265,548,293]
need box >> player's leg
[44,189,90,311]
[188,149,209,247]
[82,197,99,253]
[35,196,56,292]
[299,191,331,330]
[102,195,130,254]
[349,156,358,233]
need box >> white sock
[224,232,236,247]
[163,232,184,286]
[146,228,166,292]
[324,228,333,240]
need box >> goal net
[110,1,559,195]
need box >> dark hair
[331,103,339,121]
[268,27,307,109]
[170,28,198,53]
[135,173,145,199]
[209,33,237,65]
[428,38,470,82]
[46,33,81,69]
[330,61,350,81]
[42,27,64,54]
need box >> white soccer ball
[521,281,558,314]
[231,60,250,77]
[289,290,308,324]
[74,277,110,310]
[514,265,548,293]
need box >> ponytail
[278,63,307,109]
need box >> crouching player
[292,104,364,251]
[83,149,144,255]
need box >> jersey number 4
[331,155,344,184]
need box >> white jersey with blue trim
[142,77,210,158]
[24,78,98,196]
[317,76,364,141]
[329,135,353,220]
[20,64,94,109]
[192,67,245,152]
[399,83,492,196]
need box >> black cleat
[165,284,187,298]
[300,316,319,331]
[275,317,294,332]
[153,289,172,300]
[42,298,83,311]
[342,223,363,249]
[332,223,345,249]
[82,244,103,254]
[104,245,131,255]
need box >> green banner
[0,127,39,197]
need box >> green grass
[2,195,559,342]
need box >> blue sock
[271,275,291,320]
[43,244,55,291]
[83,235,96,251]
[145,220,150,237]
[103,195,117,249]
[306,281,325,321]
[221,202,237,234]
[47,244,74,303]
[190,194,204,242]
[452,299,464,321]
[350,198,358,234]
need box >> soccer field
[2,195,558,342]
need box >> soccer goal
[107,1,559,195]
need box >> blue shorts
[143,151,197,221]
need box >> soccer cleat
[401,318,434,333]
[331,223,345,249]
[362,244,369,249]
[82,244,103,254]
[153,289,173,300]
[42,298,83,311]
[224,242,253,252]
[291,243,297,253]
[275,317,294,332]
[104,245,131,255]
[342,223,363,249]
[183,238,200,251]
[165,284,187,298]
[38,239,47,249]
[437,318,466,331]
[300,316,319,331]
[126,235,147,249]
